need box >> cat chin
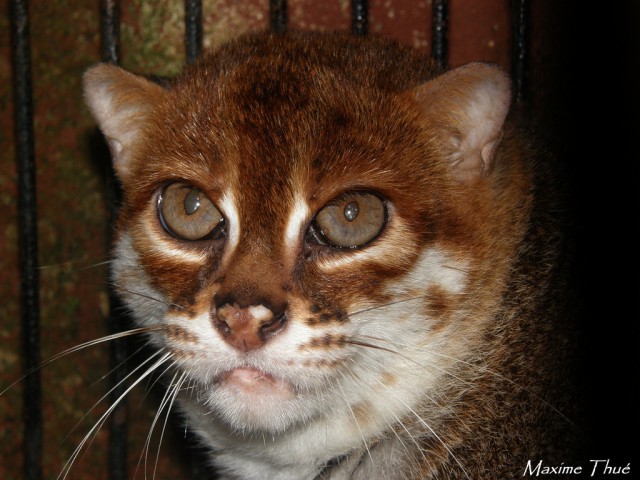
[220,367,296,401]
[203,367,315,434]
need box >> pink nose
[213,303,287,352]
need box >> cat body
[84,32,575,479]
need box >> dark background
[554,2,638,467]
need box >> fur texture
[84,32,577,479]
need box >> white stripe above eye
[219,189,240,257]
[284,195,310,250]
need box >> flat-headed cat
[83,32,577,479]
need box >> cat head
[83,33,517,440]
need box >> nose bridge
[212,245,289,352]
[211,185,295,351]
[214,244,287,311]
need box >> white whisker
[88,343,149,389]
[140,369,178,479]
[370,375,471,480]
[350,334,474,388]
[337,370,373,467]
[341,362,417,472]
[348,289,472,321]
[57,351,174,480]
[137,362,182,479]
[1,326,162,397]
[388,409,429,468]
[349,344,474,435]
[154,371,188,480]
[38,257,112,271]
[135,357,178,411]
[348,294,429,319]
[407,343,575,426]
[62,349,167,445]
[108,282,185,311]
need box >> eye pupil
[343,201,359,222]
[184,189,201,215]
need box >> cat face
[84,33,513,441]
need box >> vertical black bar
[100,2,127,480]
[512,0,530,103]
[100,0,120,64]
[10,1,41,480]
[351,0,368,36]
[431,0,448,69]
[184,0,202,64]
[270,0,287,33]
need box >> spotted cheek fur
[297,245,424,324]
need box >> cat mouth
[219,367,296,400]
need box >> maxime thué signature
[524,459,631,477]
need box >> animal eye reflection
[311,192,386,248]
[158,183,225,241]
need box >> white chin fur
[205,385,304,434]
[186,373,327,435]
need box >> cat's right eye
[157,183,225,241]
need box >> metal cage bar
[185,0,203,63]
[431,0,448,68]
[10,0,42,479]
[270,0,287,33]
[99,2,129,479]
[100,0,120,64]
[351,0,368,36]
[512,0,530,103]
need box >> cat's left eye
[309,192,386,248]
[157,183,225,241]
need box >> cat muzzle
[213,303,287,352]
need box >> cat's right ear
[83,64,167,181]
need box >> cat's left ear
[407,63,511,181]
[83,64,168,181]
